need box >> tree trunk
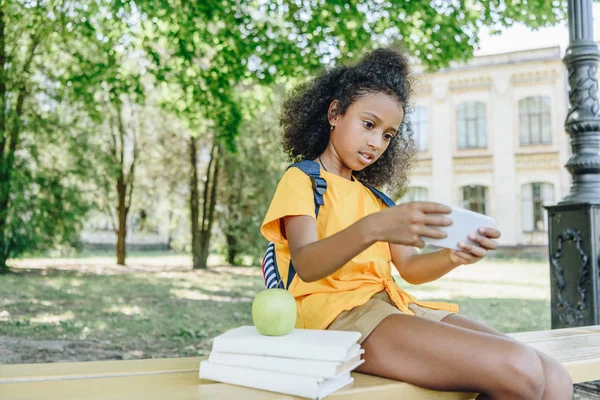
[0,22,37,274]
[223,154,243,267]
[113,102,136,266]
[199,141,221,269]
[190,137,221,270]
[0,252,7,274]
[226,233,237,265]
[0,7,7,274]
[0,6,5,150]
[116,173,127,265]
[189,136,202,269]
[166,205,174,251]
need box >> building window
[410,107,428,151]
[457,102,487,149]
[398,187,428,203]
[519,96,552,146]
[462,185,488,214]
[522,183,554,232]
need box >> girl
[261,48,572,400]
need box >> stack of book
[199,326,364,399]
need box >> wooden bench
[2,326,600,399]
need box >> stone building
[400,46,572,247]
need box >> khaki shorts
[327,291,454,344]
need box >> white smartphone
[421,206,496,251]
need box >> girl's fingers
[419,226,448,239]
[452,250,475,263]
[417,202,452,214]
[468,234,498,250]
[458,241,487,258]
[423,214,453,227]
[478,227,501,239]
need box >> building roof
[414,46,562,75]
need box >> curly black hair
[280,47,416,192]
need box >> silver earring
[330,125,334,130]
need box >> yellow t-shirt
[260,166,458,330]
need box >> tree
[219,86,287,265]
[62,1,146,265]
[132,105,191,251]
[139,1,259,269]
[0,0,109,273]
[0,0,570,273]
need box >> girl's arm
[285,202,452,283]
[390,226,502,285]
[284,215,376,283]
[390,244,459,285]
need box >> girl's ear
[328,100,340,126]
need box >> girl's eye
[383,133,394,141]
[363,120,374,129]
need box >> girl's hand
[448,227,501,266]
[372,202,453,247]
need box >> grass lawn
[0,254,551,364]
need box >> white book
[208,347,365,378]
[211,326,361,362]
[199,360,354,399]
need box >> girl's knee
[494,345,545,400]
[543,360,573,400]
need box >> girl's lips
[358,152,374,165]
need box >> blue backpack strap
[287,160,327,217]
[270,163,393,290]
[282,160,327,289]
[364,183,396,208]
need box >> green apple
[252,289,297,336]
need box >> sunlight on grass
[395,259,551,301]
[42,280,62,290]
[30,300,55,306]
[30,311,75,324]
[170,288,253,303]
[10,254,225,271]
[394,258,552,332]
[410,286,548,301]
[69,279,84,287]
[106,305,143,316]
[95,320,108,330]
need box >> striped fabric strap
[262,243,280,289]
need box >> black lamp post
[546,0,600,394]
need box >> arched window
[462,185,488,214]
[410,107,428,151]
[522,183,554,232]
[519,97,552,145]
[398,187,428,204]
[457,102,487,149]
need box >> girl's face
[328,92,404,172]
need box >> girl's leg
[356,313,546,400]
[441,314,573,400]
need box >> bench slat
[1,372,200,400]
[509,326,600,343]
[0,357,200,384]
[0,370,477,400]
[2,326,600,399]
[526,334,600,365]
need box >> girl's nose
[367,133,382,150]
